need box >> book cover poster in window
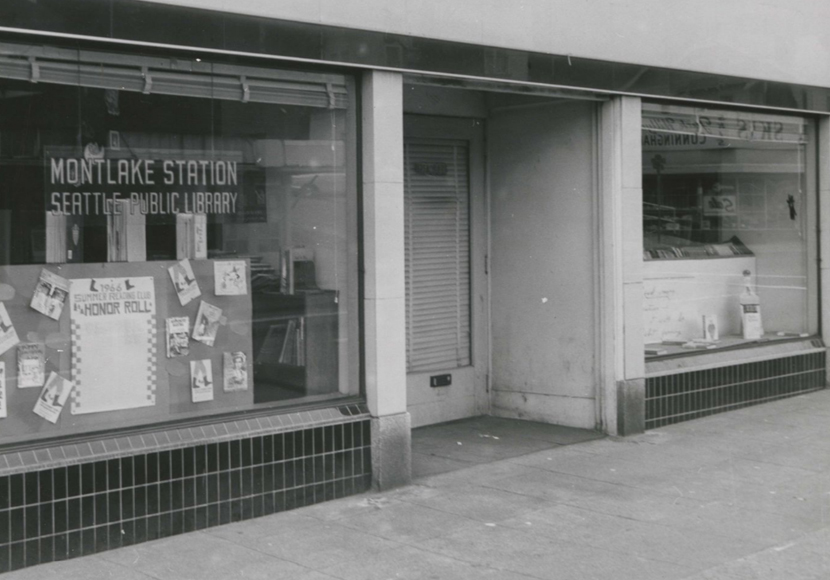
[214,260,247,296]
[168,259,201,306]
[17,343,45,388]
[0,303,19,356]
[223,351,248,392]
[0,362,6,419]
[190,359,214,402]
[30,269,69,320]
[166,317,190,358]
[192,301,222,347]
[34,371,74,424]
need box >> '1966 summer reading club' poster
[69,277,157,415]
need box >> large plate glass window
[0,41,359,445]
[641,103,817,355]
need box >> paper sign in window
[69,276,157,415]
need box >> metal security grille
[645,352,826,429]
[404,140,471,372]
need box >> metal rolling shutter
[0,41,349,107]
[404,140,471,372]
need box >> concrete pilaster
[362,70,411,488]
[818,117,830,380]
[371,413,411,490]
[600,96,645,436]
[617,378,646,436]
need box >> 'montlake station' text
[48,158,240,216]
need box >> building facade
[1,0,829,571]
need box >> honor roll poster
[69,277,157,414]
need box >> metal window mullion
[405,143,414,371]
[453,145,463,365]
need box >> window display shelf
[645,333,815,359]
[643,255,757,346]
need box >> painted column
[599,95,644,435]
[818,117,830,378]
[361,70,411,488]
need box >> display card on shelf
[741,304,764,339]
[192,301,222,347]
[0,362,6,419]
[0,303,20,356]
[214,260,247,296]
[166,317,190,358]
[223,351,248,392]
[34,371,74,424]
[739,272,763,340]
[30,269,69,320]
[703,315,719,341]
[190,359,214,402]
[168,258,201,306]
[17,343,45,388]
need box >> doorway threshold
[411,416,604,479]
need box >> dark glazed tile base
[0,419,372,572]
[646,353,826,429]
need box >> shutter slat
[404,140,471,372]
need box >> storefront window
[0,42,359,445]
[642,102,817,355]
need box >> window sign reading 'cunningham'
[47,157,240,216]
[642,107,808,150]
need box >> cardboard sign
[703,195,737,216]
[69,276,157,415]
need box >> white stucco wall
[141,0,830,89]
[488,100,598,429]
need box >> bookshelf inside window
[252,290,339,403]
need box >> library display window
[0,42,359,445]
[642,103,817,356]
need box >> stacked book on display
[644,236,753,260]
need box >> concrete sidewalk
[7,390,830,579]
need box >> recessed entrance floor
[411,416,604,479]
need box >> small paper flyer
[190,359,214,403]
[34,371,74,424]
[703,315,719,342]
[18,343,46,388]
[0,362,6,419]
[168,258,201,306]
[223,351,248,392]
[166,317,190,358]
[192,301,222,347]
[30,269,69,320]
[0,303,20,356]
[214,261,247,296]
